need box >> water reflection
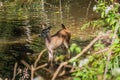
[0,0,98,79]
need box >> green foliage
[94,41,105,51]
[111,38,120,54]
[109,55,120,80]
[94,0,120,28]
[72,54,105,80]
[93,1,120,79]
[69,43,81,63]
[81,19,106,30]
[82,0,120,31]
[70,43,81,54]
[72,0,120,80]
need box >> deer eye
[42,30,46,33]
[47,30,50,33]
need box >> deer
[39,24,71,67]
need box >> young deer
[39,24,71,66]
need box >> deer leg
[63,41,70,59]
[61,45,67,54]
[48,49,54,67]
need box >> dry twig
[35,63,48,71]
[34,48,47,67]
[21,48,47,80]
[31,65,34,80]
[21,60,31,69]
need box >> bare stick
[42,68,53,74]
[58,64,76,77]
[12,62,18,80]
[35,63,48,71]
[21,60,31,70]
[21,60,42,77]
[34,48,47,67]
[58,68,76,77]
[31,65,34,80]
[52,62,68,80]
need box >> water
[0,0,98,79]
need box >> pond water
[0,0,98,79]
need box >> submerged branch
[12,62,18,80]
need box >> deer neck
[45,35,51,43]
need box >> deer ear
[47,26,51,30]
[61,24,66,29]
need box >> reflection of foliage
[30,38,45,53]
[0,0,63,79]
[0,21,24,38]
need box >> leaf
[73,77,81,80]
[81,22,90,30]
[110,19,116,25]
[106,18,110,23]
[76,72,82,77]
[75,47,81,53]
[101,12,105,18]
[70,47,74,52]
[70,43,77,52]
[69,57,76,63]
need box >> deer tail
[61,24,66,29]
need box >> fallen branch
[21,60,31,70]
[52,62,68,80]
[52,34,101,80]
[42,68,53,74]
[21,48,48,80]
[69,35,101,62]
[58,64,77,77]
[34,48,47,67]
[31,65,34,80]
[21,60,43,78]
[58,68,76,77]
[35,63,48,71]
